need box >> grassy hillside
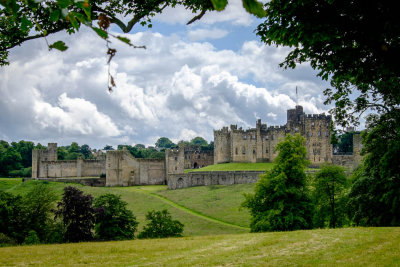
[185,162,274,173]
[1,227,399,266]
[156,183,254,228]
[0,178,248,236]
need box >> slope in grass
[1,228,399,266]
[1,179,247,236]
[156,183,254,228]
[185,162,274,173]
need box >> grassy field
[0,178,249,236]
[156,183,254,228]
[185,162,274,173]
[0,227,399,266]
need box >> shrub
[138,209,184,239]
[0,233,17,247]
[23,230,40,245]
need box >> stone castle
[214,105,361,167]
[32,105,362,189]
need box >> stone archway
[193,162,198,169]
[177,178,184,189]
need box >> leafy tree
[313,164,348,228]
[242,134,313,232]
[347,113,400,226]
[55,186,96,242]
[333,132,354,154]
[0,0,265,66]
[103,145,114,151]
[94,194,138,240]
[57,147,68,160]
[155,137,176,149]
[0,191,26,243]
[138,209,184,239]
[0,142,22,176]
[257,0,400,128]
[22,183,58,242]
[190,137,208,146]
[11,141,34,168]
[134,144,145,149]
[80,144,92,159]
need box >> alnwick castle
[31,106,362,189]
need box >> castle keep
[214,105,335,166]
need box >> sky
[0,0,338,149]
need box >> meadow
[0,227,399,266]
[2,178,399,266]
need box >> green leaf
[92,27,108,39]
[71,12,88,24]
[49,41,68,51]
[50,9,61,22]
[68,13,79,29]
[74,1,91,19]
[57,0,70,9]
[211,0,228,11]
[21,16,33,32]
[242,0,266,18]
[116,36,132,46]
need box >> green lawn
[156,183,254,228]
[185,162,274,173]
[1,227,399,266]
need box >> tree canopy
[257,0,400,127]
[0,0,266,67]
[242,134,313,232]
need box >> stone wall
[105,149,166,186]
[167,171,264,190]
[32,143,106,178]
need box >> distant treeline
[0,136,213,177]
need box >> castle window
[265,135,269,140]
[266,149,269,153]
[198,155,200,159]
[325,132,329,137]
[318,131,321,136]
[310,132,313,137]
[252,135,256,140]
[175,166,177,170]
[174,157,177,161]
[312,122,315,126]
[242,147,246,154]
[253,149,256,154]
[243,135,247,140]
[271,135,274,140]
[235,147,238,155]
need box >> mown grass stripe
[131,187,250,231]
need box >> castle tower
[31,143,58,178]
[352,133,362,166]
[214,127,231,164]
[165,147,184,175]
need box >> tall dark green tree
[347,113,400,226]
[242,134,313,232]
[55,187,96,242]
[257,0,400,127]
[313,164,348,228]
[94,194,138,240]
[155,137,176,149]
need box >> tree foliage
[242,134,313,232]
[138,209,184,239]
[94,194,138,240]
[313,164,348,228]
[55,186,96,242]
[257,0,400,127]
[1,0,265,66]
[155,137,176,149]
[347,113,400,226]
